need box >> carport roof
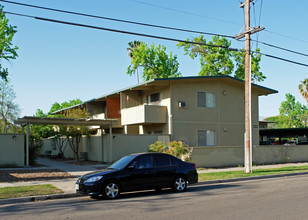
[15,116,117,127]
[260,128,308,138]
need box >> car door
[121,154,155,191]
[154,154,178,188]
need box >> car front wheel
[173,176,187,192]
[102,181,120,199]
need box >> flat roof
[15,116,117,127]
[260,128,308,137]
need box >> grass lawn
[0,184,63,200]
[198,165,308,181]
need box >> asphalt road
[1,175,308,220]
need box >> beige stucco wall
[41,137,81,159]
[40,138,55,155]
[82,136,103,162]
[169,78,260,147]
[41,134,170,163]
[192,146,243,167]
[102,134,168,163]
[0,134,24,167]
[192,145,308,168]
[253,145,308,164]
[118,78,262,146]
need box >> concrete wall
[40,137,81,159]
[41,135,308,168]
[192,145,308,168]
[102,134,170,163]
[41,134,170,163]
[0,133,24,167]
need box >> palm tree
[299,79,308,104]
[127,41,141,84]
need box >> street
[1,175,308,220]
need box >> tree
[266,93,307,128]
[0,79,20,133]
[127,42,181,81]
[30,99,83,158]
[0,5,18,81]
[233,48,265,82]
[30,109,55,140]
[66,108,90,161]
[127,41,141,84]
[54,124,68,159]
[177,35,266,82]
[178,35,234,76]
[299,78,308,104]
[48,98,83,114]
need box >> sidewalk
[0,157,109,194]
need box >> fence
[192,145,308,168]
[41,135,308,167]
[0,133,24,167]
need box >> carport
[15,116,118,166]
[259,128,308,145]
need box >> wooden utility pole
[234,0,264,173]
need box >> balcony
[121,105,167,125]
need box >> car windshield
[108,155,136,170]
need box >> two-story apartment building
[55,76,277,148]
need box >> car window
[170,156,179,166]
[154,154,171,167]
[108,155,136,169]
[134,155,153,169]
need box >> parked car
[76,152,198,199]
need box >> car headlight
[84,176,103,183]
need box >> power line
[2,0,308,58]
[264,30,308,44]
[0,0,235,39]
[129,0,241,26]
[3,11,237,51]
[262,53,308,68]
[4,10,308,69]
[257,41,308,57]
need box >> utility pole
[234,0,264,173]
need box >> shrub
[148,141,167,153]
[148,141,192,162]
[166,141,189,158]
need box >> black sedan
[76,152,198,199]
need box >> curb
[0,193,86,206]
[1,171,308,206]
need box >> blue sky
[2,0,308,118]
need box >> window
[147,93,160,104]
[197,91,215,108]
[134,155,153,169]
[198,130,216,146]
[154,154,171,167]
